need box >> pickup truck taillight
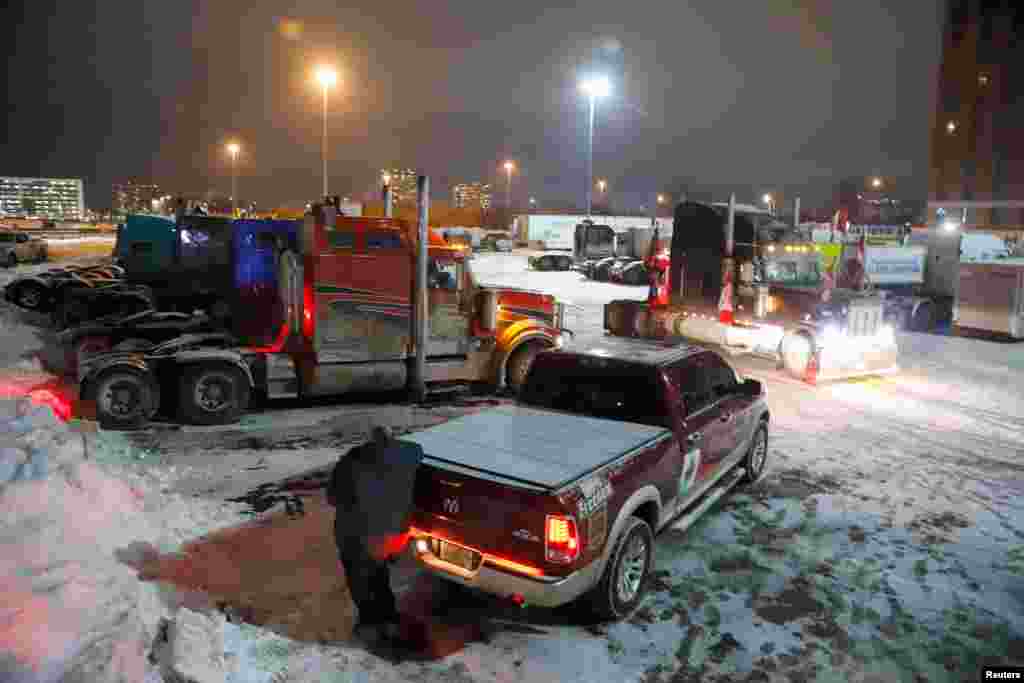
[545,514,580,564]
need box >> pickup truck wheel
[11,282,47,311]
[179,364,250,425]
[740,422,769,485]
[505,341,546,394]
[91,370,155,430]
[587,516,653,621]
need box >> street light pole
[322,85,328,197]
[579,75,610,219]
[226,142,240,216]
[503,160,515,210]
[315,66,338,199]
[586,93,595,218]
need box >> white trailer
[955,259,1024,339]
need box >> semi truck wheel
[179,363,250,425]
[740,421,769,485]
[586,516,653,620]
[505,341,546,393]
[90,369,156,430]
[11,281,47,311]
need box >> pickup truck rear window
[519,358,666,427]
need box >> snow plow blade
[812,340,900,383]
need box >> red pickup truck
[404,339,770,620]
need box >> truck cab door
[699,352,749,472]
[665,358,719,512]
[176,216,234,297]
[426,255,470,357]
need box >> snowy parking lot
[2,251,1023,682]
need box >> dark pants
[339,534,398,624]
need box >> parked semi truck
[76,202,572,429]
[815,221,1015,332]
[604,198,898,383]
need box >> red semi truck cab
[402,339,770,620]
[285,206,571,396]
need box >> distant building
[381,168,419,206]
[0,176,84,219]
[451,181,492,210]
[112,182,163,216]
[928,1,1024,228]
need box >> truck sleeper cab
[404,341,769,620]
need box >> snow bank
[0,400,250,682]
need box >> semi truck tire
[10,281,48,311]
[89,369,156,430]
[505,340,547,393]
[585,516,653,621]
[909,302,935,332]
[780,331,814,379]
[178,363,250,425]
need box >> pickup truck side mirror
[739,378,763,397]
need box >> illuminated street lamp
[503,160,515,209]
[871,177,883,189]
[314,65,339,197]
[657,193,665,204]
[226,142,241,215]
[579,74,611,217]
[762,193,775,216]
[597,179,607,193]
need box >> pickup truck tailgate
[403,404,668,489]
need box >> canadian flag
[718,269,734,324]
[830,208,849,241]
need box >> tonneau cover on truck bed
[401,404,669,490]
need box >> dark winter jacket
[327,438,424,540]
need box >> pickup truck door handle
[686,432,703,444]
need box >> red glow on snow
[0,382,73,422]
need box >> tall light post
[762,193,775,216]
[314,65,338,198]
[503,160,515,210]
[579,75,611,217]
[226,142,240,215]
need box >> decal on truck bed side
[577,475,614,518]
[679,448,702,498]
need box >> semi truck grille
[846,300,884,337]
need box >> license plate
[438,541,480,571]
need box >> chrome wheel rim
[100,380,143,419]
[616,534,647,604]
[18,287,41,308]
[194,373,234,413]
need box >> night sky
[2,1,944,211]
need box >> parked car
[528,253,574,271]
[0,231,47,267]
[405,340,770,620]
[481,233,514,252]
[618,260,650,286]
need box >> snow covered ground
[1,252,1023,682]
